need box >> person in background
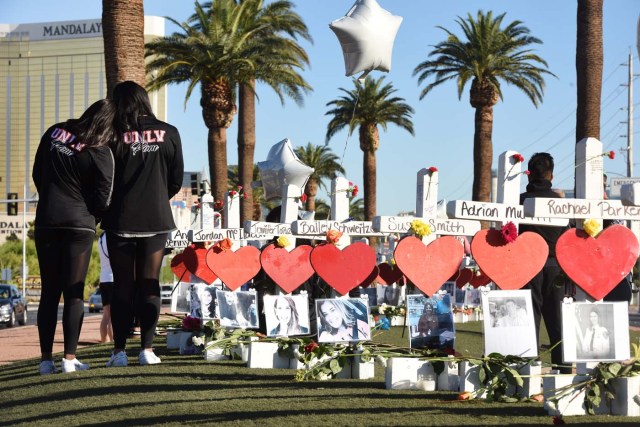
[102,81,184,367]
[519,152,571,373]
[33,99,116,374]
[98,233,114,343]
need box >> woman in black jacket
[33,99,116,375]
[102,81,184,367]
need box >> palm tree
[313,198,330,220]
[413,10,553,203]
[145,0,309,203]
[576,0,602,142]
[102,0,145,95]
[294,143,345,212]
[233,0,312,225]
[325,76,414,231]
[228,164,273,220]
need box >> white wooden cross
[373,167,481,242]
[291,177,385,249]
[446,151,569,228]
[523,138,640,227]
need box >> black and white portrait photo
[200,283,223,319]
[376,285,403,306]
[216,290,259,329]
[264,294,310,337]
[488,296,529,328]
[562,302,630,362]
[407,294,454,351]
[481,290,537,357]
[316,298,371,343]
[464,288,482,307]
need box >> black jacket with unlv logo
[101,116,184,235]
[32,123,115,232]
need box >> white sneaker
[39,360,58,375]
[106,351,128,367]
[61,358,90,373]
[138,350,161,365]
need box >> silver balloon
[257,138,314,201]
[329,0,403,78]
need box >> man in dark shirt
[519,152,571,373]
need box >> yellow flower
[583,219,602,237]
[410,219,432,238]
[276,236,290,248]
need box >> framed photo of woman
[215,290,259,329]
[316,298,371,343]
[562,302,630,362]
[264,294,310,337]
[407,293,455,351]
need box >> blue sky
[3,0,639,215]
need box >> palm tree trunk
[238,81,256,224]
[102,0,145,96]
[209,127,229,204]
[472,105,494,206]
[363,147,377,248]
[576,0,603,142]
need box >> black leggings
[106,232,167,350]
[35,228,94,355]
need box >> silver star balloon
[257,138,314,201]
[330,0,403,78]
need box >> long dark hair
[111,81,155,137]
[64,99,116,148]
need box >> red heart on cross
[310,242,377,296]
[182,244,217,284]
[205,245,262,291]
[455,268,474,288]
[471,229,548,290]
[170,252,191,283]
[376,262,404,285]
[556,224,639,300]
[393,235,463,297]
[260,244,314,293]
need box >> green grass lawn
[1,322,639,426]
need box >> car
[0,284,27,327]
[161,284,174,305]
[88,289,103,313]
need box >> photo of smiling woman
[264,294,310,337]
[316,298,371,343]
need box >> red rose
[428,166,438,173]
[304,341,319,353]
[524,170,531,176]
[214,200,224,211]
[512,153,525,163]
[552,415,565,425]
[229,190,237,197]
[351,185,359,197]
[500,221,518,244]
[607,150,615,160]
[300,193,308,203]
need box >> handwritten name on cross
[291,177,383,249]
[373,168,481,241]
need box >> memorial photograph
[264,294,310,337]
[407,294,454,351]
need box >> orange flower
[326,229,343,244]
[216,238,233,251]
[530,393,544,403]
[457,391,473,401]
